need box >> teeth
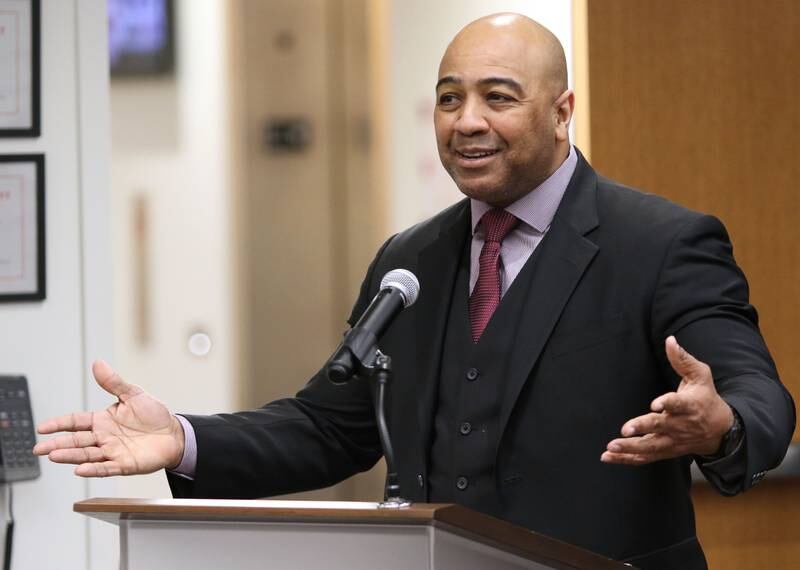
[460,150,496,158]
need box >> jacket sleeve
[649,214,795,494]
[168,236,398,499]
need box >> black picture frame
[0,0,40,137]
[0,154,45,302]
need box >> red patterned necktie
[469,208,519,343]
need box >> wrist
[697,400,735,456]
[167,415,186,470]
[701,405,743,460]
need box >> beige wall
[109,0,239,499]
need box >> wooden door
[581,1,800,566]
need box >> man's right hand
[33,360,185,477]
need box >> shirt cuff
[168,414,197,480]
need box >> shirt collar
[470,145,577,234]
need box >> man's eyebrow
[436,76,461,90]
[435,76,524,94]
[477,77,524,94]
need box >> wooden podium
[75,498,631,570]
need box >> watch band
[718,408,744,457]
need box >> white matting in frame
[0,154,44,300]
[0,0,39,136]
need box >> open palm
[602,336,733,465]
[33,361,185,477]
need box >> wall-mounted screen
[108,0,174,77]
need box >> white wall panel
[0,0,112,568]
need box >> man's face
[434,33,565,207]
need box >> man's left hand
[601,335,734,465]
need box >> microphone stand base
[377,497,413,509]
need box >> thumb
[664,336,709,384]
[92,359,142,401]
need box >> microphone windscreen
[380,269,420,308]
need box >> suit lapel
[497,155,601,445]
[414,201,470,461]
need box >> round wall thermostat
[187,331,212,357]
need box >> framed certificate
[0,0,40,137]
[0,154,44,301]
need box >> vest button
[456,476,469,490]
[466,368,479,381]
[459,422,472,435]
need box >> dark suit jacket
[169,154,795,569]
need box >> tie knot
[480,208,518,243]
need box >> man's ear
[554,89,575,141]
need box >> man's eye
[487,92,513,102]
[438,94,459,105]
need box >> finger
[620,412,668,437]
[37,411,94,435]
[32,431,97,455]
[92,360,142,402]
[606,433,675,456]
[602,433,684,465]
[651,392,687,414]
[664,336,710,384]
[601,451,665,465]
[48,446,106,465]
[75,461,123,478]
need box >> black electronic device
[0,377,39,482]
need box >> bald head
[441,13,567,97]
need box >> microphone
[326,269,420,384]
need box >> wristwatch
[697,407,744,463]
[713,408,744,459]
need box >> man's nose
[454,98,489,136]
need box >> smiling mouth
[455,149,499,160]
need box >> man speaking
[34,13,794,570]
